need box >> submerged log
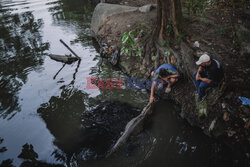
[106,102,152,157]
[48,54,79,63]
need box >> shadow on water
[0,8,49,120]
[37,85,141,166]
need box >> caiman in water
[106,102,152,157]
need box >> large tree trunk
[142,0,183,73]
[156,0,182,41]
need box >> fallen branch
[60,39,81,59]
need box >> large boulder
[91,3,138,37]
[91,3,157,38]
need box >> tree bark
[156,0,182,40]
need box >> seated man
[150,64,180,103]
[194,54,223,102]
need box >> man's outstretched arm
[150,81,157,103]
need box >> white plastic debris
[194,41,200,48]
[209,119,217,132]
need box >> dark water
[0,0,246,166]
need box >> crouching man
[194,54,223,102]
[150,64,180,103]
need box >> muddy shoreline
[91,0,250,163]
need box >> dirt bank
[92,0,250,163]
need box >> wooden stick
[60,39,81,59]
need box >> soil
[94,0,250,163]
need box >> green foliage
[185,0,209,16]
[160,40,170,47]
[121,30,143,58]
[165,50,171,57]
[151,56,157,61]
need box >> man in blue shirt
[150,64,180,103]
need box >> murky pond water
[0,0,246,167]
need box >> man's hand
[150,81,157,103]
[196,75,201,80]
[198,66,203,72]
[150,95,154,103]
[200,77,212,84]
[196,72,201,81]
[196,66,203,81]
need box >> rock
[91,3,138,37]
[138,4,157,13]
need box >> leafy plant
[151,56,157,61]
[161,40,170,47]
[121,30,143,58]
[165,50,171,57]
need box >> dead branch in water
[60,39,81,59]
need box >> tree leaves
[121,30,142,57]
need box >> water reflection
[0,9,49,119]
[47,0,98,46]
